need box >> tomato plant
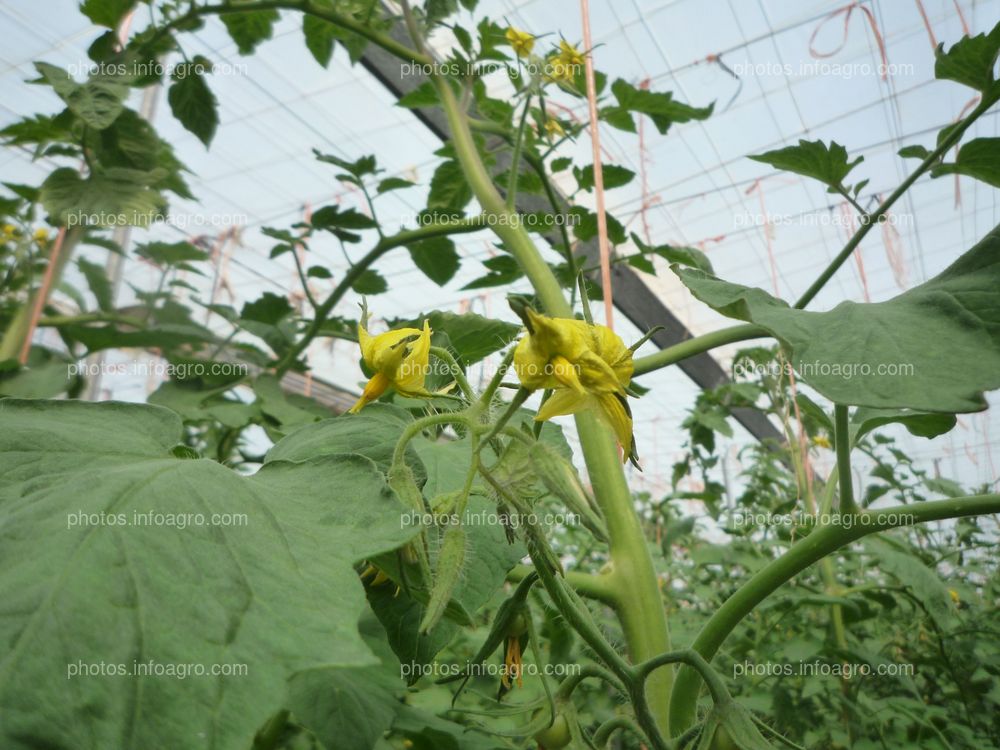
[1,2,999,749]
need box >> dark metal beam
[356,19,782,443]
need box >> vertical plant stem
[834,404,857,514]
[429,56,673,735]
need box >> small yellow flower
[544,117,566,138]
[33,228,49,243]
[949,588,960,604]
[349,311,432,413]
[557,39,585,68]
[2,223,15,238]
[512,304,638,466]
[811,435,832,450]
[504,27,535,58]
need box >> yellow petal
[394,319,431,393]
[349,371,391,413]
[536,389,592,422]
[596,392,637,464]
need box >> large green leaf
[0,399,416,750]
[407,236,460,285]
[672,223,1000,412]
[220,6,280,54]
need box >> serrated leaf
[303,14,337,67]
[80,0,133,28]
[574,163,635,192]
[672,223,1000,412]
[352,268,388,294]
[749,139,862,190]
[934,22,1000,96]
[428,160,472,213]
[930,137,1000,188]
[220,6,279,54]
[40,167,166,227]
[34,62,127,130]
[609,78,713,134]
[632,232,713,274]
[407,236,460,285]
[398,309,521,364]
[167,70,218,147]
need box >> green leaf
[0,399,416,750]
[398,310,521,364]
[461,254,523,289]
[352,268,388,294]
[34,62,128,130]
[265,402,427,484]
[924,476,965,498]
[571,206,626,244]
[40,167,166,227]
[631,232,713,274]
[574,163,635,192]
[749,139,862,190]
[428,160,473,214]
[134,240,209,266]
[898,144,931,160]
[0,347,81,399]
[608,78,713,134]
[377,176,415,194]
[77,257,113,310]
[850,407,957,446]
[407,236,460,285]
[80,0,133,28]
[288,611,403,749]
[863,537,957,630]
[167,67,219,147]
[672,223,1000,412]
[934,22,1000,96]
[313,149,378,178]
[930,137,1000,188]
[252,373,328,430]
[220,6,280,54]
[397,81,439,109]
[303,14,337,67]
[306,264,332,278]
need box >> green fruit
[533,712,571,749]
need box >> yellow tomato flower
[811,435,832,450]
[2,223,15,238]
[502,634,524,690]
[505,27,535,58]
[948,588,960,604]
[512,305,638,466]
[349,313,432,414]
[33,228,49,243]
[557,39,585,68]
[544,117,566,138]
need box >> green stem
[834,404,856,514]
[507,563,617,605]
[794,95,998,309]
[429,346,474,401]
[506,94,532,210]
[631,324,768,377]
[391,411,471,468]
[668,493,1000,734]
[273,215,485,374]
[428,30,672,736]
[593,717,649,748]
